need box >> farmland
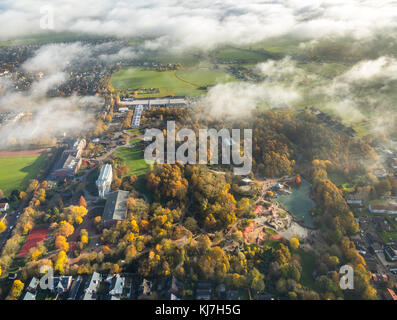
[0,152,47,195]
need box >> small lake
[277,179,316,228]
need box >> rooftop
[102,191,129,222]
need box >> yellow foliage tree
[55,235,69,251]
[289,237,300,250]
[0,221,6,233]
[10,280,24,299]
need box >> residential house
[370,242,383,254]
[0,202,9,212]
[105,274,125,300]
[196,281,212,300]
[23,291,36,300]
[27,277,40,292]
[83,272,102,300]
[52,276,73,295]
[68,276,83,300]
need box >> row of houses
[23,273,127,300]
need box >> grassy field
[114,145,151,198]
[296,249,316,289]
[176,67,235,87]
[114,146,149,177]
[111,66,235,97]
[0,154,47,195]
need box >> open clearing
[0,151,47,195]
[111,66,235,97]
[114,146,149,177]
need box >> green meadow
[0,154,47,195]
[111,66,235,97]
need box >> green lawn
[0,154,47,195]
[296,249,316,289]
[113,146,149,177]
[379,231,397,243]
[114,146,151,198]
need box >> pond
[277,179,316,228]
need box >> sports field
[111,66,235,97]
[0,151,46,195]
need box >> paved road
[0,208,22,251]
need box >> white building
[96,164,113,199]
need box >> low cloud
[202,80,301,118]
[0,1,396,51]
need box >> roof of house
[0,203,8,209]
[28,277,39,290]
[68,276,83,300]
[53,276,72,292]
[103,191,129,222]
[23,291,36,300]
[83,272,102,300]
[384,288,397,300]
[107,274,125,296]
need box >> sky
[0,0,396,50]
[0,0,396,145]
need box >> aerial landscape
[0,0,396,306]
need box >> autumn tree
[289,237,300,250]
[9,280,24,300]
[79,196,87,208]
[0,221,6,234]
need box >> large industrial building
[96,164,113,199]
[120,97,187,108]
[131,105,144,128]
